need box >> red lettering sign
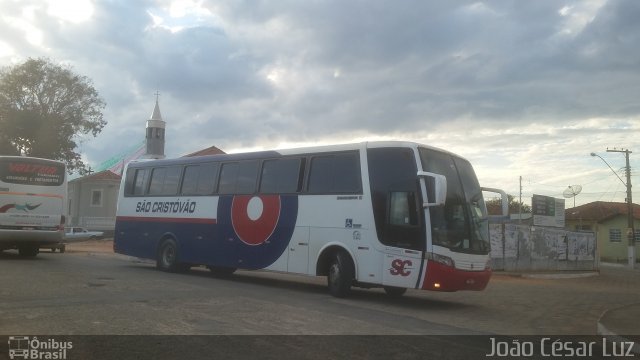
[9,163,58,175]
[390,259,413,276]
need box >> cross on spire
[154,91,160,102]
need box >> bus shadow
[346,288,473,311]
[125,262,475,310]
[0,250,52,261]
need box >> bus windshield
[419,148,489,255]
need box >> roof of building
[565,201,640,222]
[182,145,226,157]
[70,170,121,183]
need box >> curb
[597,304,640,355]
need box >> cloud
[0,0,638,206]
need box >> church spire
[144,92,166,159]
[150,91,163,121]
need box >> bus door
[368,147,426,289]
[381,171,446,289]
[380,189,425,288]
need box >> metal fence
[490,223,598,272]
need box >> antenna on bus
[562,185,582,208]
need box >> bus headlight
[428,253,455,268]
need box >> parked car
[41,227,105,253]
[64,227,104,241]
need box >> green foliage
[486,194,532,216]
[0,57,106,174]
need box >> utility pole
[606,148,635,269]
[519,176,522,224]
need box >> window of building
[609,228,622,243]
[91,189,103,207]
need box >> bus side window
[162,166,181,195]
[181,163,219,195]
[148,168,166,195]
[218,163,238,194]
[197,163,219,194]
[237,161,259,194]
[219,161,258,194]
[181,166,199,195]
[124,168,135,196]
[389,191,418,226]
[132,168,149,196]
[260,158,301,193]
[307,156,332,193]
[148,166,181,196]
[307,152,361,194]
[333,152,361,193]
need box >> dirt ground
[64,239,114,253]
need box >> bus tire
[383,286,407,297]
[60,245,66,253]
[18,245,39,257]
[327,251,354,298]
[157,238,182,272]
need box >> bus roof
[125,141,464,168]
[0,155,65,165]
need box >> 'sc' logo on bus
[231,195,280,245]
[390,259,413,277]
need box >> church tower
[144,93,166,159]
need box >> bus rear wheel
[157,239,183,272]
[327,251,354,298]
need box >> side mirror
[417,171,447,207]
[482,187,509,217]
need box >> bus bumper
[421,261,492,292]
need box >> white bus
[114,141,507,297]
[0,156,67,257]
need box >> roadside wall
[490,223,598,272]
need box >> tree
[485,194,532,216]
[0,57,106,174]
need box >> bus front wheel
[383,286,407,297]
[327,251,354,298]
[157,239,182,272]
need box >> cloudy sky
[1,0,638,207]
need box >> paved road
[1,249,639,335]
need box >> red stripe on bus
[116,216,217,224]
[0,191,64,199]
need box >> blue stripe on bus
[114,195,298,270]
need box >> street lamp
[591,150,635,269]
